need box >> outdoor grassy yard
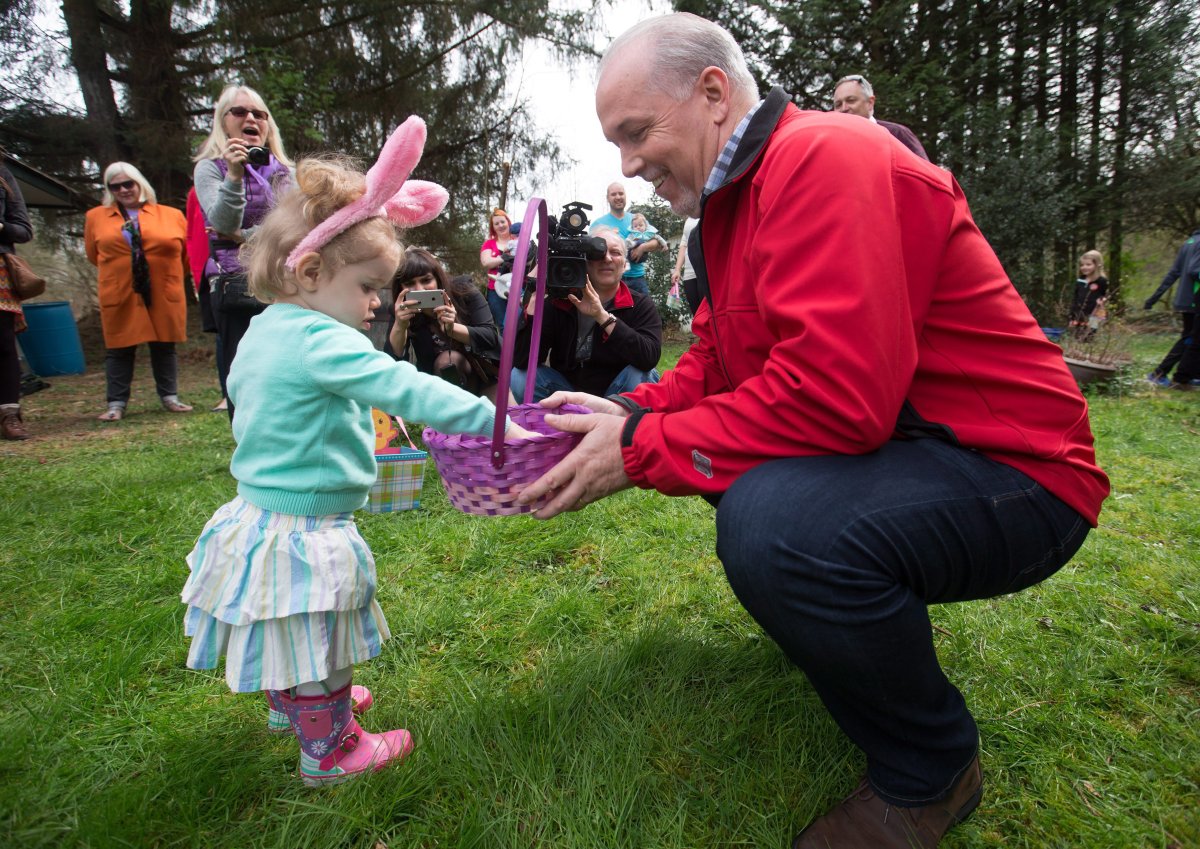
[1,326,1196,848]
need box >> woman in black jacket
[389,249,508,403]
[0,166,34,440]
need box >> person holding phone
[389,249,507,403]
[510,227,661,402]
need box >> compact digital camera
[246,146,271,167]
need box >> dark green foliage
[674,0,1200,322]
[0,0,597,264]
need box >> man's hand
[568,281,605,321]
[517,410,632,518]
[540,390,630,418]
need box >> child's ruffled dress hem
[181,497,391,692]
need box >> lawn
[0,322,1196,848]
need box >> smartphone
[404,289,446,310]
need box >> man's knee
[716,461,834,596]
[606,365,659,396]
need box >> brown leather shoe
[1,411,30,440]
[793,756,982,848]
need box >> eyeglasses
[108,180,137,192]
[225,106,269,121]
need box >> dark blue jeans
[714,438,1089,804]
[510,364,660,403]
[487,288,507,333]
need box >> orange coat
[85,202,189,348]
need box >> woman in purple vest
[192,84,294,420]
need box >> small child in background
[181,118,534,787]
[624,212,660,263]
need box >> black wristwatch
[600,314,617,332]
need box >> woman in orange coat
[85,162,192,421]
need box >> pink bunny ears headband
[285,116,449,269]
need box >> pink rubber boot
[272,682,412,786]
[265,685,373,733]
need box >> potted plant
[1057,299,1132,386]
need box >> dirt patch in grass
[7,305,223,456]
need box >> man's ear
[698,66,732,123]
[292,252,323,292]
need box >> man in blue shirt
[589,182,665,295]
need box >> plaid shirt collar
[703,100,764,196]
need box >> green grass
[1,332,1197,848]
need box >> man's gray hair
[600,13,757,102]
[835,74,874,98]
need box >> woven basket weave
[424,403,588,515]
[423,198,590,516]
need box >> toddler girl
[181,118,533,786]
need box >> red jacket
[620,88,1109,526]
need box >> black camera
[538,202,609,300]
[246,146,270,167]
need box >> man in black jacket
[512,228,661,401]
[1144,228,1200,388]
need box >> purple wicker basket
[423,198,590,515]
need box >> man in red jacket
[519,13,1109,849]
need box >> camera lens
[246,146,270,166]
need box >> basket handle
[489,198,549,468]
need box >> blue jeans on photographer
[713,437,1089,805]
[509,364,660,403]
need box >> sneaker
[1146,373,1171,388]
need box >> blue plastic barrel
[19,301,86,375]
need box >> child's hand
[505,421,539,442]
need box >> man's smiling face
[596,60,717,219]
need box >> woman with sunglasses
[192,84,293,419]
[84,163,192,421]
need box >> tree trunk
[1107,7,1134,300]
[1083,7,1106,247]
[1054,0,1080,293]
[125,0,193,206]
[60,0,128,169]
[1008,0,1026,153]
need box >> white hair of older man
[600,13,758,102]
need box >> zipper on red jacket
[695,198,737,390]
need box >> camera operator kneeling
[512,228,661,402]
[390,249,508,404]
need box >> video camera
[499,202,609,300]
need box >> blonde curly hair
[241,154,404,300]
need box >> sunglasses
[108,180,137,192]
[226,106,269,120]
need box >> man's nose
[620,151,642,179]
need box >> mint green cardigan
[228,304,504,515]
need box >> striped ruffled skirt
[182,497,391,692]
